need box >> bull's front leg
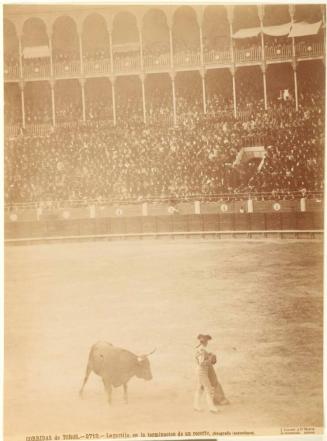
[103,378,112,405]
[123,383,128,404]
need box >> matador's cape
[208,363,228,405]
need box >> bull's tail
[79,347,94,398]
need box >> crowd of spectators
[53,49,80,63]
[4,53,19,72]
[4,28,324,204]
[55,94,83,123]
[4,95,22,125]
[4,87,324,204]
[83,48,109,62]
[25,101,52,125]
[144,41,170,57]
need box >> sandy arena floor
[4,239,324,440]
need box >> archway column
[168,25,174,69]
[289,4,298,111]
[48,30,54,77]
[137,20,144,71]
[108,27,114,73]
[110,76,117,126]
[227,6,236,118]
[50,79,56,127]
[77,29,84,75]
[170,71,177,126]
[229,66,237,118]
[258,5,267,110]
[226,6,235,64]
[199,25,204,66]
[289,4,296,59]
[261,63,268,111]
[200,68,207,114]
[19,80,25,128]
[195,8,205,66]
[140,74,147,124]
[321,5,326,63]
[79,78,86,121]
[292,60,299,112]
[18,33,23,78]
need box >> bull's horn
[144,348,156,357]
[138,348,156,360]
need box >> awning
[288,20,322,38]
[233,21,322,39]
[232,27,261,39]
[264,22,291,37]
[23,45,50,59]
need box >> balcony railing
[174,51,201,67]
[3,42,325,84]
[56,120,83,129]
[234,47,262,64]
[204,49,231,65]
[5,124,21,138]
[23,62,51,79]
[54,60,81,77]
[25,123,53,136]
[206,109,234,121]
[296,41,324,58]
[4,64,20,81]
[114,54,141,73]
[83,58,111,75]
[265,44,293,60]
[146,113,174,126]
[144,53,170,71]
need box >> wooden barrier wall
[5,212,323,240]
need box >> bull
[79,341,155,404]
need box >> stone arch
[4,18,19,61]
[50,12,77,31]
[203,5,229,51]
[81,10,107,28]
[295,4,322,23]
[142,8,169,55]
[4,17,17,36]
[82,13,109,60]
[112,10,139,44]
[233,5,260,33]
[172,5,200,53]
[52,15,79,62]
[22,16,48,47]
[263,5,290,26]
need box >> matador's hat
[196,334,212,347]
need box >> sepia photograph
[3,2,325,441]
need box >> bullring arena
[3,3,325,441]
[4,239,324,439]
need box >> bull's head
[136,348,156,381]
